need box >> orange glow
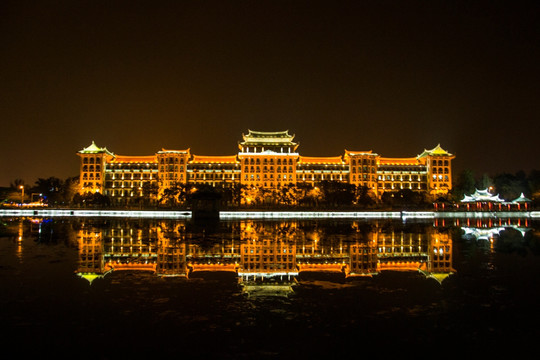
[378,157,419,165]
[297,263,346,272]
[190,155,238,163]
[105,263,157,271]
[344,150,373,155]
[110,155,158,163]
[189,264,238,272]
[160,148,190,153]
[298,156,344,164]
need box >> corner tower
[77,141,114,194]
[417,144,455,196]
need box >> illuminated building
[77,130,455,202]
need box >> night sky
[1,0,539,187]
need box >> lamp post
[19,185,24,205]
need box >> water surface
[1,216,539,358]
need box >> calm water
[1,216,539,358]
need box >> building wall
[77,132,454,201]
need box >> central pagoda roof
[241,129,297,144]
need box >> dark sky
[1,0,539,187]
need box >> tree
[317,180,356,207]
[142,182,159,207]
[493,172,528,202]
[32,177,64,205]
[355,185,376,207]
[241,185,264,206]
[451,169,476,202]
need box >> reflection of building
[77,130,455,202]
[76,222,106,283]
[239,240,297,277]
[75,219,456,287]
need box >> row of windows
[159,157,186,164]
[432,175,450,181]
[83,158,449,174]
[82,173,100,179]
[432,167,449,174]
[242,255,295,261]
[242,146,294,153]
[82,157,102,164]
[431,159,450,166]
[379,175,426,181]
[298,175,345,181]
[161,173,185,180]
[351,167,376,173]
[351,175,376,181]
[107,181,145,188]
[350,159,376,166]
[244,166,294,173]
[82,165,101,172]
[108,164,156,170]
[190,173,234,179]
[243,157,295,165]
[161,165,185,172]
[245,174,294,181]
[107,173,154,180]
[379,183,427,190]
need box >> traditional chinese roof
[417,144,454,158]
[378,157,420,166]
[110,155,157,163]
[241,129,297,145]
[157,148,190,154]
[344,150,375,156]
[461,188,505,203]
[512,193,532,203]
[78,141,114,156]
[298,156,344,165]
[190,155,239,164]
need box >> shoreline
[0,208,538,219]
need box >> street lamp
[19,185,24,205]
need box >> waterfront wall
[0,209,538,219]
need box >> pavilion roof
[512,193,532,203]
[461,188,505,203]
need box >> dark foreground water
[1,216,539,358]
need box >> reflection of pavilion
[454,215,531,241]
[461,223,531,241]
[75,219,457,288]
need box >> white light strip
[0,209,533,219]
[0,209,191,218]
[220,211,403,219]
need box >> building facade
[77,130,455,203]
